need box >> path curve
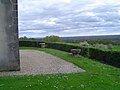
[0,50,85,76]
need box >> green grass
[0,47,120,90]
[112,46,120,51]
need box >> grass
[0,47,120,90]
[112,46,120,51]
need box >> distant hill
[61,35,120,45]
[61,35,120,40]
[32,35,120,45]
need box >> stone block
[0,0,20,71]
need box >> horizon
[19,34,120,38]
[18,0,120,38]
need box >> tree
[80,41,89,47]
[43,35,61,42]
[108,44,113,50]
[19,36,36,40]
[19,36,28,40]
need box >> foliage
[19,40,45,47]
[79,41,89,46]
[93,43,108,49]
[46,42,89,57]
[108,44,113,50]
[92,43,113,50]
[89,48,120,67]
[43,35,61,42]
[19,36,36,40]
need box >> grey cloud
[19,0,120,37]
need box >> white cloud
[43,18,58,25]
[21,30,46,33]
[32,17,58,25]
[85,12,96,16]
[62,30,73,32]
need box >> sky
[18,0,120,38]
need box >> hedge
[19,40,45,47]
[89,48,120,67]
[19,41,120,68]
[46,43,120,67]
[46,42,89,57]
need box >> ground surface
[0,48,120,90]
[0,50,84,76]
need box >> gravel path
[0,50,85,76]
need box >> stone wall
[0,0,20,71]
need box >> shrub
[89,48,120,67]
[46,42,89,57]
[80,41,89,47]
[108,44,113,50]
[19,40,45,47]
[93,43,113,50]
[94,43,108,49]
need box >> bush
[106,51,120,67]
[43,35,61,42]
[108,44,113,50]
[93,43,113,50]
[46,42,89,57]
[80,41,89,47]
[94,43,108,49]
[89,48,120,67]
[19,40,45,47]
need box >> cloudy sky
[18,0,120,38]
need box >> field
[61,35,120,45]
[0,47,119,90]
[63,42,120,51]
[112,46,120,51]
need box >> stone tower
[0,0,20,71]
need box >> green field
[112,46,120,51]
[0,47,120,90]
[64,42,120,51]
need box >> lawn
[0,47,120,90]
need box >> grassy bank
[0,47,120,90]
